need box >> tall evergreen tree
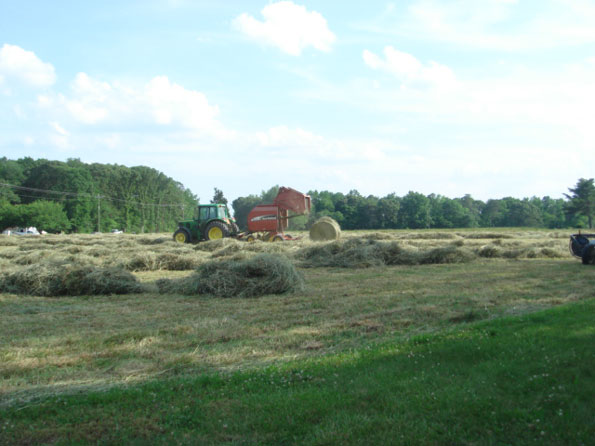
[211,188,228,205]
[564,178,595,228]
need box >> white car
[11,227,40,236]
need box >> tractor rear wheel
[173,228,191,243]
[582,244,595,265]
[231,222,240,234]
[204,221,229,241]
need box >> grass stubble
[0,229,593,444]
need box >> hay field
[0,228,592,407]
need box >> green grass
[0,230,593,444]
[1,299,593,445]
[2,259,593,407]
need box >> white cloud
[253,125,388,163]
[65,73,111,124]
[357,43,595,143]
[256,125,323,148]
[13,104,26,119]
[145,76,221,131]
[50,121,69,136]
[0,44,55,89]
[48,122,71,149]
[233,1,336,56]
[363,46,457,89]
[401,0,595,50]
[56,73,227,136]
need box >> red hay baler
[243,187,311,242]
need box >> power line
[0,182,195,208]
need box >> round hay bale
[309,217,341,241]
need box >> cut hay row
[476,245,564,259]
[0,231,570,274]
[295,238,476,268]
[157,253,304,298]
[0,237,567,298]
[114,252,205,272]
[0,263,144,297]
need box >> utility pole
[97,194,101,233]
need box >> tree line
[0,157,197,233]
[231,180,595,231]
[2,157,593,233]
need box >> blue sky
[1,0,594,204]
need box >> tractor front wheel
[582,244,595,265]
[204,221,229,241]
[173,228,191,243]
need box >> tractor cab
[173,203,238,243]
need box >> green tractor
[173,203,239,243]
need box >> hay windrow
[397,232,460,240]
[192,238,238,252]
[419,245,476,264]
[211,241,244,258]
[210,239,294,258]
[14,251,52,265]
[0,258,11,270]
[118,251,159,271]
[0,263,144,296]
[0,248,20,259]
[86,246,113,257]
[0,236,18,246]
[158,253,304,298]
[155,253,201,270]
[309,217,341,241]
[62,254,102,266]
[540,247,563,258]
[457,232,514,239]
[136,236,170,245]
[113,251,203,271]
[477,245,502,258]
[296,238,476,268]
[361,232,396,241]
[476,244,565,259]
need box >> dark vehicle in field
[569,233,595,264]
